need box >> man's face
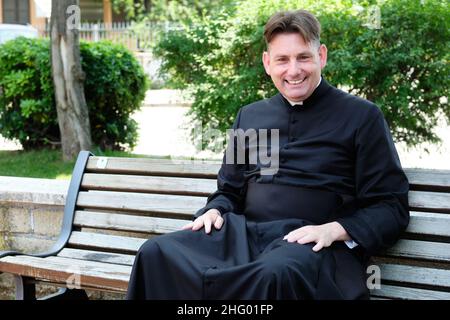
[262,32,327,102]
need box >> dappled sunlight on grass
[55,173,72,180]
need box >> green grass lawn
[0,148,158,180]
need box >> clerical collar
[283,78,322,107]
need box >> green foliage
[0,37,148,150]
[111,0,235,23]
[80,41,148,150]
[321,0,450,146]
[155,0,449,147]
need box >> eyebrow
[272,51,313,59]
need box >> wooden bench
[0,151,449,300]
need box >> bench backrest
[64,152,450,298]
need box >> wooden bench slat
[408,191,450,212]
[0,255,131,292]
[68,231,147,253]
[371,284,450,300]
[81,173,217,196]
[73,210,449,240]
[57,248,135,266]
[379,263,450,288]
[74,210,187,234]
[407,211,450,237]
[76,191,206,216]
[404,168,450,190]
[384,239,450,262]
[77,184,450,215]
[86,157,221,178]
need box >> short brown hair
[263,10,321,47]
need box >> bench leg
[14,275,89,300]
[14,276,36,300]
[39,287,89,300]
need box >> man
[126,9,409,300]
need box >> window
[3,0,30,25]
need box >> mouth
[285,77,307,85]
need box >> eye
[298,55,310,61]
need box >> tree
[51,0,92,161]
[155,0,449,148]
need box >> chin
[286,92,307,101]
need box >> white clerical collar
[283,77,322,106]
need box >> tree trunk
[51,0,92,161]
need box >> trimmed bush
[0,37,148,150]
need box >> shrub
[80,41,148,150]
[0,37,148,150]
[155,0,449,147]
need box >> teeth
[287,78,305,85]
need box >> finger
[283,232,291,241]
[297,234,315,244]
[214,216,224,230]
[191,219,204,231]
[284,225,312,241]
[181,222,194,230]
[312,241,324,252]
[204,219,212,234]
[283,231,296,241]
[284,229,307,242]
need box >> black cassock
[126,79,409,300]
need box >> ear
[318,44,327,69]
[262,51,271,76]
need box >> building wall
[29,0,45,28]
[0,0,113,27]
[103,0,112,24]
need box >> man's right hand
[182,209,224,234]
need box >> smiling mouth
[286,77,307,85]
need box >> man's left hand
[283,222,350,252]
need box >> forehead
[267,32,315,54]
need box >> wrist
[329,222,350,241]
[209,208,221,217]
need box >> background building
[0,0,122,27]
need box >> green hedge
[0,37,148,150]
[155,0,449,147]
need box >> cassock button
[284,145,290,150]
[280,158,286,163]
[290,137,297,142]
[291,119,298,124]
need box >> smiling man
[262,23,326,104]
[127,10,410,300]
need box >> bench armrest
[0,151,93,261]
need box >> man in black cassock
[126,9,409,300]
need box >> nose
[286,59,301,77]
